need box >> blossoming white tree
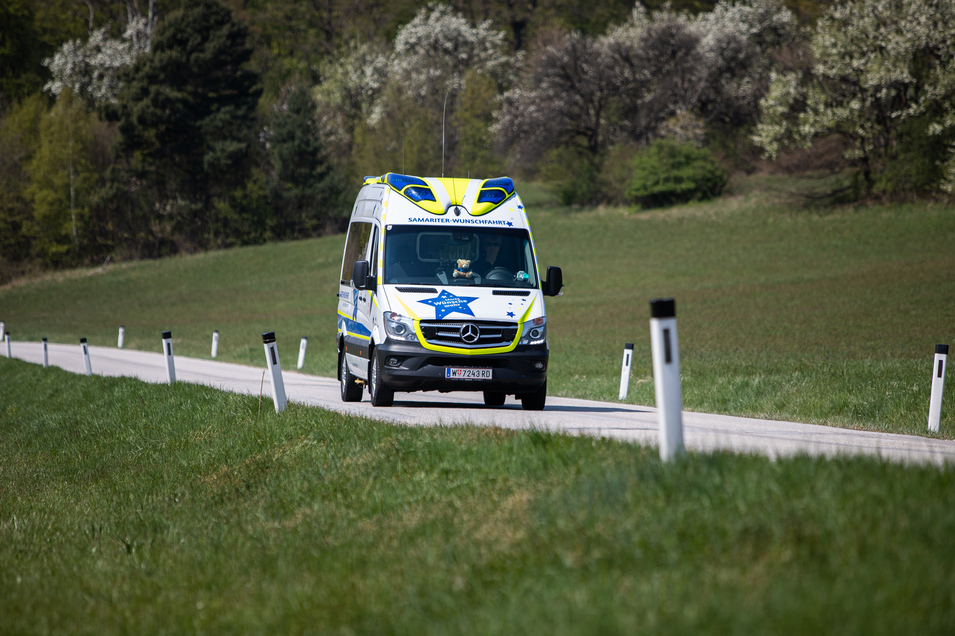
[321,3,513,123]
[317,3,514,176]
[495,0,794,166]
[389,3,512,102]
[43,19,151,106]
[753,0,955,192]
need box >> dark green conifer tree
[110,0,261,249]
[269,86,342,237]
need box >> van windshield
[384,225,538,288]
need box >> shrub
[626,139,728,208]
[598,143,642,205]
[540,147,599,206]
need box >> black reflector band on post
[162,331,172,339]
[937,344,949,355]
[80,338,87,343]
[262,332,276,344]
[625,343,634,350]
[650,298,676,319]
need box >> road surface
[6,340,955,466]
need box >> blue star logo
[506,221,513,227]
[418,290,479,320]
[506,311,515,318]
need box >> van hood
[382,284,541,323]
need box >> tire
[340,350,363,402]
[483,391,506,407]
[369,351,394,407]
[520,381,546,411]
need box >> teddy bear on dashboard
[453,258,474,278]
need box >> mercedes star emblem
[460,323,481,344]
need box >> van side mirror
[352,260,373,290]
[543,266,563,297]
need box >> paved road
[7,341,955,466]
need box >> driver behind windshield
[473,235,514,277]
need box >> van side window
[369,226,379,277]
[341,222,373,285]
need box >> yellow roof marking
[435,178,472,206]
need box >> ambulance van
[337,173,563,410]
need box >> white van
[337,173,563,410]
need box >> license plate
[445,367,492,380]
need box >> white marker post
[80,338,92,376]
[0,321,5,342]
[297,336,308,370]
[162,331,176,384]
[42,338,49,368]
[262,332,287,413]
[118,326,125,348]
[650,298,684,461]
[211,330,219,358]
[619,343,634,400]
[929,344,948,433]
[5,333,11,358]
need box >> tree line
[1,0,951,282]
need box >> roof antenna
[441,90,449,178]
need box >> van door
[356,223,379,340]
[339,221,375,379]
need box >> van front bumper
[374,341,548,394]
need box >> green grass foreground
[1,178,953,436]
[2,358,954,634]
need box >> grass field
[2,358,954,634]
[1,176,953,436]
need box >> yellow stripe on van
[519,297,536,322]
[395,296,420,320]
[413,322,521,356]
[405,297,536,356]
[337,310,372,341]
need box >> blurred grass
[1,175,953,436]
[2,358,954,634]
[0,237,343,376]
[530,186,955,437]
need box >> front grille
[419,320,518,349]
[492,290,531,296]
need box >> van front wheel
[369,352,394,407]
[520,381,546,411]
[340,352,363,402]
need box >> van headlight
[384,312,418,342]
[520,316,546,345]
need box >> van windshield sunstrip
[384,225,537,288]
